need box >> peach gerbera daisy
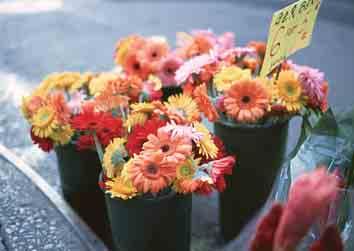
[193,84,219,122]
[224,79,269,123]
[143,127,192,164]
[275,70,304,112]
[123,52,151,80]
[129,151,176,193]
[140,38,169,63]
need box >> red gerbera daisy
[76,134,95,151]
[126,118,166,156]
[195,181,213,196]
[97,114,123,146]
[71,105,104,132]
[30,128,54,152]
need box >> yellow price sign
[260,0,322,77]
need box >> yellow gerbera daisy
[49,124,74,145]
[165,94,200,123]
[214,66,252,92]
[275,70,304,112]
[176,157,199,180]
[105,176,138,200]
[130,102,155,113]
[114,35,137,65]
[89,73,118,96]
[174,158,201,194]
[193,122,218,159]
[69,72,93,93]
[31,106,58,138]
[47,72,82,90]
[32,77,53,97]
[124,112,148,132]
[120,159,133,181]
[103,138,127,178]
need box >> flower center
[146,163,158,175]
[133,63,141,70]
[286,83,296,95]
[88,121,97,127]
[180,165,191,176]
[166,67,174,75]
[161,144,170,152]
[40,113,50,122]
[151,52,158,58]
[241,95,251,103]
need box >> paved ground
[0,0,353,250]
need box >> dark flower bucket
[103,185,192,251]
[162,86,183,101]
[214,120,289,241]
[55,144,112,247]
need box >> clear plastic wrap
[225,107,354,251]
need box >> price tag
[260,0,322,77]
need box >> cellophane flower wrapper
[224,106,354,251]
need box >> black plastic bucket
[215,120,289,241]
[104,188,192,251]
[162,86,183,101]
[55,144,112,247]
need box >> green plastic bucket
[104,187,192,251]
[214,120,289,241]
[162,86,183,101]
[55,144,112,247]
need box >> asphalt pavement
[0,0,353,250]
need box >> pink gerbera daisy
[157,54,183,87]
[175,52,217,84]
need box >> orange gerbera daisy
[48,91,70,124]
[22,95,46,119]
[143,127,192,164]
[185,35,213,59]
[94,81,130,112]
[123,52,151,80]
[224,79,269,123]
[193,84,219,122]
[129,151,176,193]
[247,41,266,59]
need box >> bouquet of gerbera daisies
[113,30,235,88]
[91,95,236,199]
[175,41,329,125]
[21,71,164,152]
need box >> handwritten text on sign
[260,0,322,77]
